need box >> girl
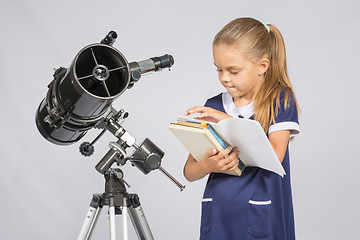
[183,17,300,240]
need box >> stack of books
[168,117,285,177]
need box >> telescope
[35,31,185,240]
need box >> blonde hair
[213,17,300,132]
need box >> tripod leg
[78,195,102,240]
[128,194,154,240]
[109,197,116,240]
[123,196,129,240]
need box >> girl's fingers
[206,148,218,157]
[218,147,234,159]
[184,106,207,115]
[227,159,240,171]
[220,148,240,168]
[184,106,232,123]
[204,147,239,173]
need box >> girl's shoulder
[204,92,226,112]
[205,92,223,103]
[276,86,299,116]
[278,86,294,104]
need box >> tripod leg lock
[90,195,102,208]
[129,194,140,208]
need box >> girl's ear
[257,57,270,76]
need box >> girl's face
[213,44,266,107]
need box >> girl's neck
[232,84,261,107]
[233,98,255,108]
[233,97,254,108]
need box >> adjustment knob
[79,142,95,156]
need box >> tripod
[78,168,154,240]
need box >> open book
[168,117,285,177]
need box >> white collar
[222,92,255,119]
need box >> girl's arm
[183,154,209,182]
[268,130,291,163]
[183,147,239,182]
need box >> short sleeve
[268,91,300,137]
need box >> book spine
[207,125,246,171]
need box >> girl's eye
[230,71,239,75]
[216,69,222,72]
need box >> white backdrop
[1,0,360,239]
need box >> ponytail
[254,24,299,132]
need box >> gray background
[1,0,359,239]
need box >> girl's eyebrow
[214,63,241,70]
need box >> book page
[214,118,285,177]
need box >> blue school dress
[200,91,299,240]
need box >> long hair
[213,17,300,132]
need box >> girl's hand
[203,147,240,173]
[183,147,240,182]
[184,106,232,123]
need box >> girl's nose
[219,72,230,83]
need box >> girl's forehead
[213,44,251,65]
[213,43,244,52]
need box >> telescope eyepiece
[151,54,174,70]
[101,31,118,46]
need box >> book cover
[168,120,243,176]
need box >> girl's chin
[226,89,241,97]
